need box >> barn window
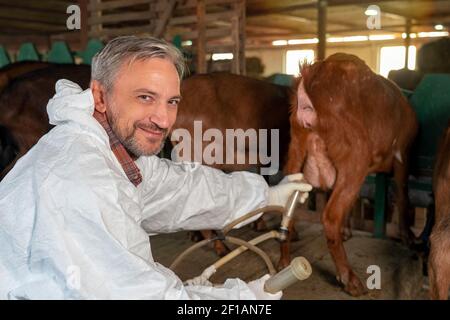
[285,50,315,75]
[379,45,417,77]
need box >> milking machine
[170,189,312,294]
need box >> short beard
[123,133,167,158]
[106,107,167,158]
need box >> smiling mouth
[138,126,165,139]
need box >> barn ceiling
[0,0,448,48]
[246,0,450,38]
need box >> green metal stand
[0,46,11,67]
[17,42,40,61]
[172,35,182,50]
[374,173,387,238]
[47,41,74,64]
[77,39,104,65]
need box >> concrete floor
[151,213,428,300]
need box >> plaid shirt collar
[93,110,142,187]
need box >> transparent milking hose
[264,257,312,294]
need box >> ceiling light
[272,40,288,46]
[365,9,378,16]
[287,38,319,45]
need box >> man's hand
[268,173,312,207]
[247,274,282,300]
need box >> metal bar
[317,0,327,60]
[404,18,412,68]
[196,0,207,74]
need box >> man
[0,36,311,299]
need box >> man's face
[103,58,181,157]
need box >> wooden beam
[317,0,327,60]
[248,7,399,33]
[231,0,245,75]
[246,24,301,35]
[169,11,236,26]
[0,34,51,51]
[88,0,153,11]
[201,15,296,35]
[269,13,312,25]
[88,11,155,26]
[0,19,66,33]
[247,1,319,16]
[196,0,207,74]
[0,0,71,13]
[79,0,89,49]
[239,3,247,74]
[231,6,239,74]
[193,44,235,53]
[247,13,367,35]
[154,0,178,38]
[178,27,231,41]
[270,13,367,31]
[404,19,412,67]
[247,0,439,17]
[90,0,103,36]
[157,0,239,11]
[0,6,67,25]
[89,24,153,38]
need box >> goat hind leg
[322,172,368,296]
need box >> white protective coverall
[0,80,271,300]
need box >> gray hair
[91,36,187,92]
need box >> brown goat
[429,121,450,300]
[284,53,418,296]
[0,61,50,93]
[0,64,91,178]
[172,72,292,256]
